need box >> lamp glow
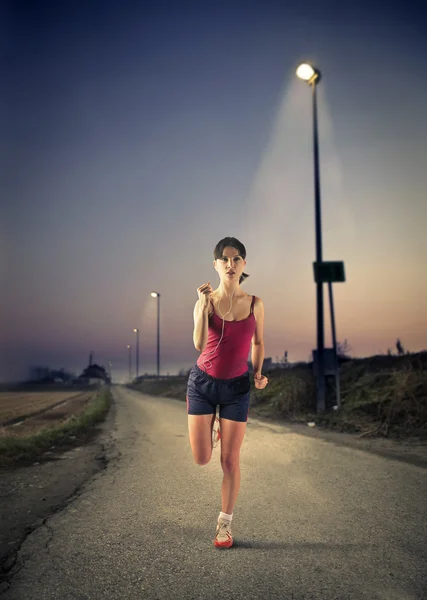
[151,292,158,298]
[296,63,315,81]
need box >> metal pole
[128,345,132,379]
[157,295,160,378]
[328,282,341,407]
[312,81,325,413]
[136,330,139,379]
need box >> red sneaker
[213,519,233,548]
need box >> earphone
[202,283,239,371]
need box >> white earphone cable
[202,284,238,371]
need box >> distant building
[78,363,110,384]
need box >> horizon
[5,346,426,386]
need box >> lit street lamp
[150,292,160,378]
[133,328,139,379]
[296,62,325,413]
[127,344,132,379]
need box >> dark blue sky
[3,0,427,381]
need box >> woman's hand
[254,372,268,389]
[197,282,213,310]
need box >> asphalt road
[2,386,426,600]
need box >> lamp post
[133,328,139,379]
[150,292,160,378]
[296,62,325,413]
[127,344,132,379]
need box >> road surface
[2,386,426,599]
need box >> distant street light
[150,292,160,378]
[127,344,132,379]
[296,62,325,413]
[133,328,139,379]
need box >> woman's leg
[188,413,216,465]
[218,417,247,514]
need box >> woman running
[187,236,268,548]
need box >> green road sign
[313,261,345,283]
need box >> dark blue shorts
[186,364,251,423]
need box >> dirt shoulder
[247,410,427,470]
[0,400,118,589]
[0,387,116,589]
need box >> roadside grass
[0,386,112,467]
[251,354,427,438]
[335,357,427,437]
[129,377,186,399]
[129,352,427,440]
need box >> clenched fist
[197,282,213,311]
[254,372,268,389]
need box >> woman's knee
[194,452,212,466]
[220,454,240,473]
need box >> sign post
[313,261,346,407]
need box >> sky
[2,0,427,382]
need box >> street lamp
[127,344,132,379]
[296,62,325,413]
[296,63,321,84]
[133,328,139,379]
[150,292,160,378]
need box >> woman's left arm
[251,297,268,389]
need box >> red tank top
[197,295,256,379]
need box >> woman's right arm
[193,283,212,352]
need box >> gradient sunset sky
[3,0,426,382]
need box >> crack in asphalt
[43,520,54,555]
[0,429,121,595]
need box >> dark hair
[213,237,250,285]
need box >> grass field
[0,386,112,467]
[0,391,89,426]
